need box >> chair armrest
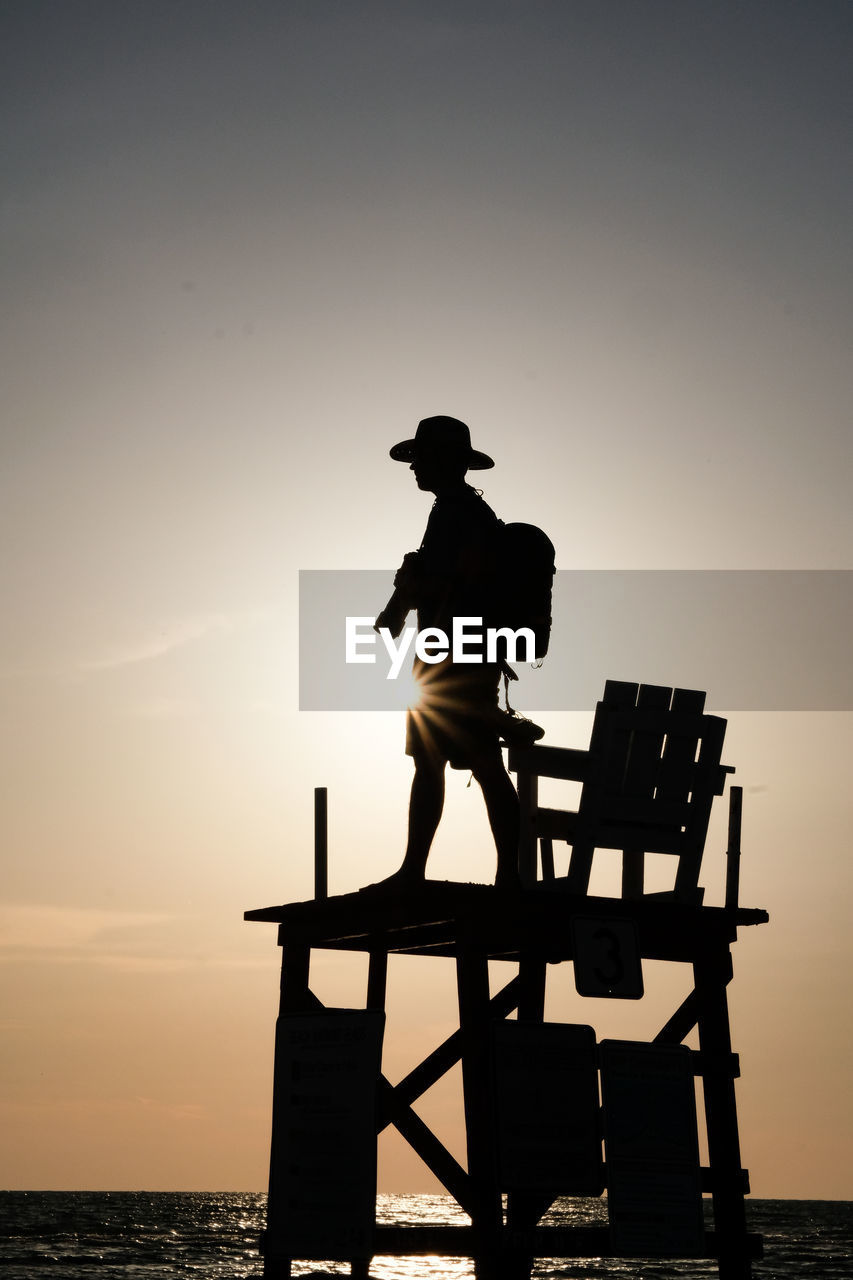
[507,744,591,781]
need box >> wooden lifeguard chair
[246,681,768,1280]
[512,679,732,900]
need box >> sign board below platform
[266,1009,385,1262]
[600,1039,704,1257]
[493,1021,603,1194]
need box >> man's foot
[359,866,425,894]
[495,867,523,892]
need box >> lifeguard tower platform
[246,680,769,1279]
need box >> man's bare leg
[391,755,446,883]
[471,750,521,889]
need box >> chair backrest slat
[620,683,671,803]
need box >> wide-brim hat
[390,415,494,470]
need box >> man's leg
[471,749,521,889]
[397,753,446,881]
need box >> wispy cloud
[0,1096,208,1125]
[0,904,172,951]
[0,903,268,972]
[135,1096,206,1122]
[79,613,236,672]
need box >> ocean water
[0,1192,850,1279]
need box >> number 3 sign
[571,918,644,999]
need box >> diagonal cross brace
[384,973,522,1112]
[378,1077,474,1214]
[376,973,522,1217]
[289,982,515,1217]
[654,952,734,1045]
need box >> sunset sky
[2,2,851,1198]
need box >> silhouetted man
[375,416,521,890]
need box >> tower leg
[694,945,752,1280]
[367,947,388,1010]
[505,953,549,1274]
[457,943,504,1278]
[264,944,312,1278]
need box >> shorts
[405,659,502,770]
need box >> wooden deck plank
[245,883,768,965]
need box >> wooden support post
[517,953,546,1024]
[565,839,595,896]
[457,942,503,1278]
[314,786,328,900]
[694,945,751,1280]
[366,943,387,1278]
[364,947,387,1279]
[725,786,743,911]
[265,944,313,1277]
[262,1251,291,1279]
[516,768,538,885]
[279,942,311,1013]
[366,947,388,1011]
[506,953,550,1271]
[621,847,644,899]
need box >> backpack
[492,521,556,662]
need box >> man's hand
[393,550,422,594]
[375,553,421,638]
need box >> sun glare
[404,664,471,755]
[395,664,422,711]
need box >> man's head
[389,416,494,491]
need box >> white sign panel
[600,1039,704,1257]
[493,1021,603,1194]
[266,1009,385,1262]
